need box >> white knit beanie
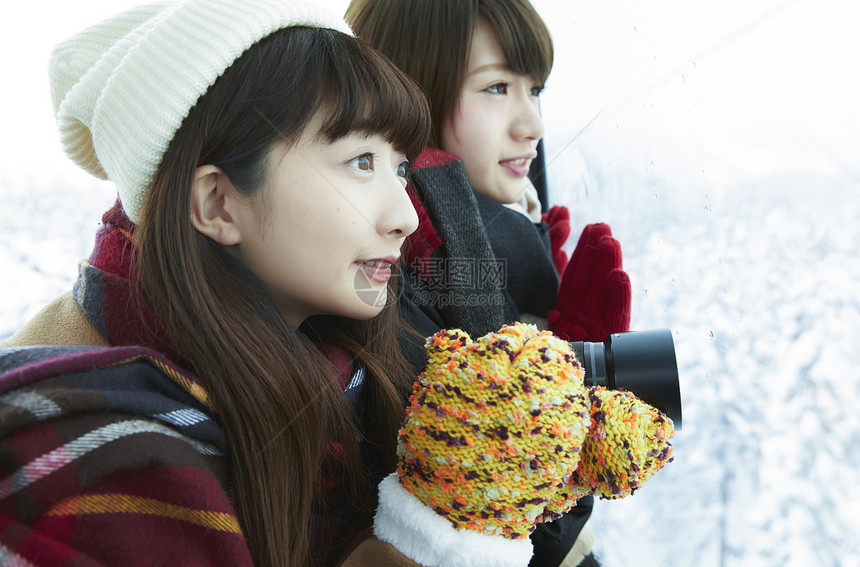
[49,0,353,223]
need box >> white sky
[1,0,858,193]
[536,0,860,186]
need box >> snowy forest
[2,1,858,565]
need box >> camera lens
[569,329,682,430]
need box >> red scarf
[402,148,451,276]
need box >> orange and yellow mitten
[373,323,674,567]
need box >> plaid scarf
[0,346,252,565]
[0,199,254,565]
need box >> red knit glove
[541,205,571,275]
[547,223,631,342]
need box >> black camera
[569,329,682,430]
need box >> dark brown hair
[134,27,430,566]
[346,0,554,147]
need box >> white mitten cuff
[373,473,534,567]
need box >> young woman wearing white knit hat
[1,1,429,564]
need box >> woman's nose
[511,96,545,142]
[379,177,419,239]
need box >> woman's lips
[500,156,534,178]
[357,259,394,283]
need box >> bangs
[188,27,431,197]
[482,0,554,84]
[314,34,431,161]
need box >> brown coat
[2,292,420,567]
[1,292,110,349]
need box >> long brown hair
[134,27,430,566]
[346,0,554,147]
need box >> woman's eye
[349,153,374,171]
[530,85,544,97]
[395,160,409,179]
[485,82,508,95]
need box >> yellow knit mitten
[570,387,674,499]
[396,323,591,540]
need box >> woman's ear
[189,164,244,245]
